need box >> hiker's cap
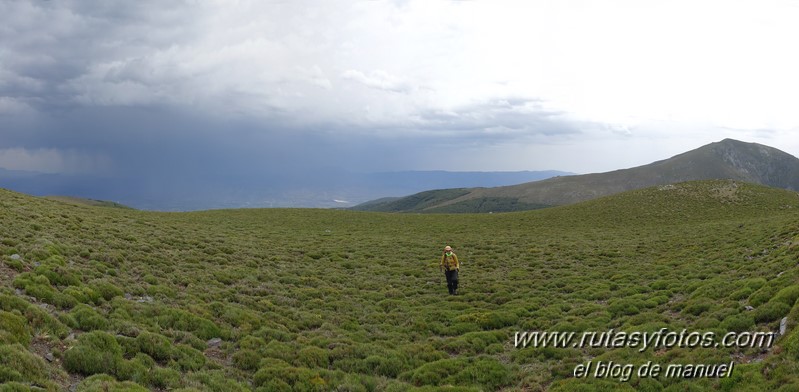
[444,246,452,251]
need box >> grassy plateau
[2,179,799,391]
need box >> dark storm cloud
[0,1,596,178]
[0,2,173,110]
[2,104,411,178]
[1,2,290,173]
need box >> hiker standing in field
[440,245,460,295]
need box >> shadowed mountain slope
[355,139,799,212]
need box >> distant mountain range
[0,167,571,211]
[353,139,799,213]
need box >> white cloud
[2,0,798,172]
[341,69,411,93]
[297,66,332,91]
[11,1,798,128]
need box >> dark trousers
[445,269,459,294]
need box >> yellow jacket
[440,252,459,271]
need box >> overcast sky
[2,0,798,178]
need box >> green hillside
[355,139,799,213]
[43,196,134,210]
[350,188,473,212]
[2,181,799,391]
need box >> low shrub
[0,366,23,383]
[749,286,780,307]
[754,301,791,323]
[253,366,328,390]
[263,341,296,363]
[185,370,252,391]
[0,344,51,383]
[63,331,124,376]
[782,325,799,360]
[0,311,31,346]
[720,313,755,333]
[451,358,512,391]
[253,327,294,342]
[34,265,81,287]
[239,335,268,352]
[43,254,66,266]
[63,286,102,305]
[23,305,70,338]
[608,299,644,318]
[172,344,206,372]
[730,287,754,301]
[52,292,79,310]
[13,273,57,303]
[116,354,152,385]
[171,331,207,352]
[410,358,469,386]
[364,355,405,378]
[77,374,149,392]
[24,283,56,303]
[71,304,109,331]
[455,311,518,330]
[233,349,261,371]
[296,346,329,368]
[0,295,29,313]
[3,257,23,272]
[255,379,293,392]
[683,299,713,316]
[772,285,799,307]
[150,367,182,389]
[157,309,221,340]
[136,331,173,361]
[92,280,124,301]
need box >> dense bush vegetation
[1,180,799,390]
